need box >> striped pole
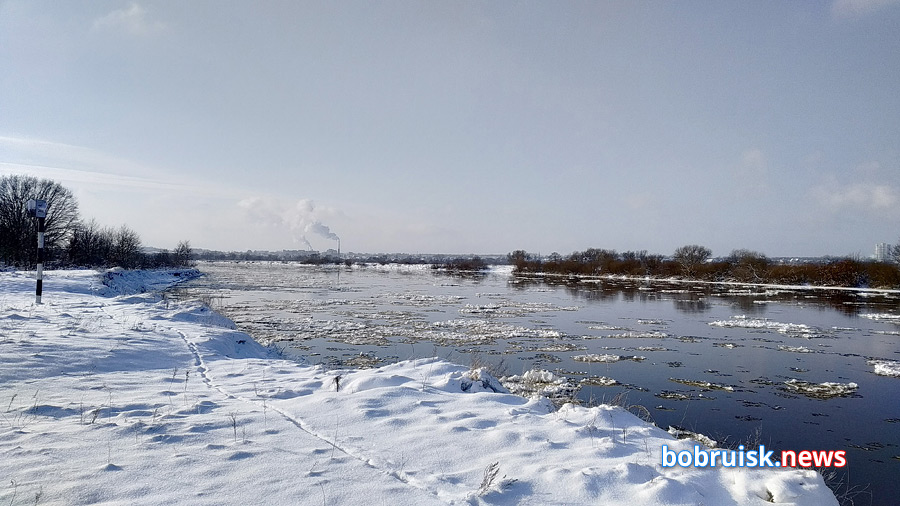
[27,199,48,304]
[36,216,45,304]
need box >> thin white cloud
[0,135,234,198]
[0,161,189,194]
[0,135,146,175]
[92,2,165,36]
[832,0,900,18]
[812,180,899,212]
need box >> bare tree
[673,244,712,277]
[508,250,538,272]
[0,175,80,266]
[727,249,769,282]
[66,219,115,266]
[173,240,194,267]
[112,225,142,269]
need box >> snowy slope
[0,270,838,505]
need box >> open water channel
[172,261,900,504]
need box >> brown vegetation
[508,246,900,289]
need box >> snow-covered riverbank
[0,270,838,505]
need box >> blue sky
[1,1,898,256]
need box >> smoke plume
[306,222,339,241]
[238,197,340,249]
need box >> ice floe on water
[305,298,356,307]
[782,379,859,399]
[585,323,630,331]
[500,369,579,402]
[572,353,646,363]
[637,318,668,325]
[634,345,669,351]
[667,426,718,448]
[391,292,466,305]
[669,378,735,392]
[579,376,618,387]
[777,345,816,354]
[268,312,571,347]
[573,353,620,363]
[860,313,900,324]
[513,342,587,353]
[458,300,578,316]
[868,360,900,378]
[605,330,671,339]
[429,318,564,343]
[458,303,503,314]
[279,317,395,346]
[708,315,823,338]
[656,391,716,401]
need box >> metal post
[27,199,48,305]
[36,216,45,304]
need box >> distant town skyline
[2,1,899,257]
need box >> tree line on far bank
[508,244,900,289]
[0,175,192,269]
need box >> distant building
[875,243,892,262]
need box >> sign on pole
[27,199,47,219]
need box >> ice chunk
[573,354,645,363]
[500,369,579,403]
[868,360,900,378]
[667,426,718,448]
[606,331,670,339]
[777,345,815,353]
[782,379,858,399]
[669,378,735,392]
[709,315,821,338]
[860,313,900,324]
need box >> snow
[782,380,858,399]
[573,354,646,363]
[498,370,579,403]
[777,345,816,354]
[868,360,900,378]
[573,353,622,363]
[0,269,839,505]
[605,331,670,339]
[708,315,821,338]
[860,313,900,324]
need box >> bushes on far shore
[433,256,489,272]
[507,247,900,289]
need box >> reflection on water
[519,275,897,317]
[173,262,900,505]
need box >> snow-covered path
[0,270,838,505]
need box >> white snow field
[0,270,838,505]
